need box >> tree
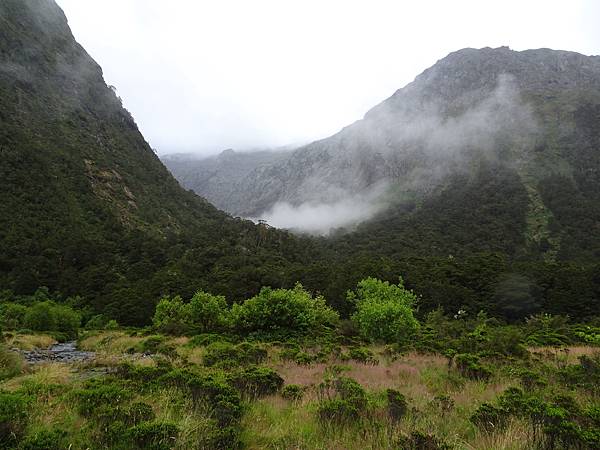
[349,277,419,343]
[188,290,228,333]
[230,283,338,335]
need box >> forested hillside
[0,0,315,325]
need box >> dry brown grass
[468,418,534,450]
[78,331,144,354]
[5,334,57,351]
[1,362,72,391]
[529,345,599,367]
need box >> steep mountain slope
[168,47,600,262]
[0,0,311,324]
[162,148,292,214]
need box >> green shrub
[454,353,492,380]
[128,422,179,450]
[159,370,242,426]
[230,283,339,336]
[136,335,166,353]
[73,380,133,417]
[387,389,408,421]
[152,296,190,335]
[21,301,80,339]
[470,402,509,432]
[0,392,31,447]
[343,346,378,365]
[230,366,284,397]
[317,376,368,423]
[0,303,27,330]
[187,291,229,334]
[396,431,452,450]
[152,291,229,336]
[203,341,267,368]
[349,277,419,343]
[281,384,306,401]
[19,429,67,450]
[433,394,455,414]
[126,402,156,426]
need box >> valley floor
[1,330,599,449]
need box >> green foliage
[0,293,82,338]
[73,380,133,417]
[19,429,68,450]
[454,353,492,381]
[128,422,179,450]
[387,389,408,421]
[187,291,229,334]
[396,431,452,450]
[229,366,284,397]
[230,283,339,336]
[317,375,368,423]
[349,278,419,343]
[470,402,509,432]
[0,391,31,447]
[203,341,267,368]
[342,346,378,365]
[281,384,306,401]
[152,291,230,336]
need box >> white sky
[57,0,600,155]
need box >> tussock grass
[5,333,57,351]
[78,331,144,354]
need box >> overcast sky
[57,0,600,156]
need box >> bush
[317,376,368,423]
[396,431,451,450]
[229,366,284,397]
[187,291,229,334]
[230,283,339,336]
[73,380,133,417]
[281,384,306,401]
[21,301,80,339]
[158,370,242,426]
[0,303,27,330]
[152,296,190,335]
[152,291,230,336]
[349,278,419,343]
[454,353,492,380]
[0,392,31,447]
[470,402,509,432]
[343,346,378,365]
[19,429,68,450]
[387,389,408,421]
[203,341,267,368]
[128,422,179,450]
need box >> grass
[1,329,598,450]
[5,333,57,351]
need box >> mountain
[167,47,600,263]
[0,0,311,324]
[162,148,293,215]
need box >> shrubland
[0,278,599,449]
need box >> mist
[255,74,538,235]
[259,183,389,235]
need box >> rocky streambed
[17,341,95,364]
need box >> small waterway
[19,341,95,364]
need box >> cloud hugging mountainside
[166,47,600,258]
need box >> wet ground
[18,341,95,364]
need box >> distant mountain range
[165,46,600,262]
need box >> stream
[19,341,95,364]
